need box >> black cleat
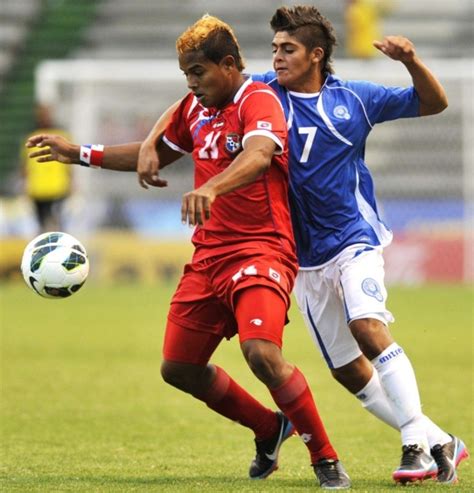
[392,444,437,484]
[313,459,351,490]
[249,411,295,479]
[431,434,469,484]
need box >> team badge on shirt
[333,105,351,120]
[225,133,241,154]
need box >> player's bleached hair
[270,5,337,75]
[176,14,245,71]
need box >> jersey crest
[333,105,351,120]
[225,133,241,154]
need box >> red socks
[271,367,337,464]
[198,365,279,441]
[194,365,337,464]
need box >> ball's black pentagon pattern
[72,244,86,254]
[62,251,87,271]
[70,281,86,293]
[30,245,58,272]
[33,233,63,248]
[44,286,74,298]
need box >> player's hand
[137,138,168,189]
[181,185,216,226]
[373,36,416,63]
[26,134,79,164]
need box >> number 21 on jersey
[298,127,317,163]
[198,131,221,159]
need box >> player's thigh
[164,265,232,365]
[163,317,223,365]
[234,285,287,348]
[339,248,394,325]
[294,269,361,369]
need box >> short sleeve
[250,71,277,84]
[163,94,194,154]
[349,80,420,125]
[239,88,287,154]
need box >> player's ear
[220,55,236,72]
[312,47,325,65]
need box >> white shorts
[294,244,394,369]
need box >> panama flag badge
[225,133,241,154]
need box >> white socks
[356,362,451,449]
[423,416,451,449]
[356,369,398,429]
[372,343,428,449]
[368,342,451,450]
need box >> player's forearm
[205,148,271,197]
[74,142,142,171]
[102,143,142,170]
[403,57,448,116]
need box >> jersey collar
[233,77,253,103]
[288,89,321,98]
[287,74,334,98]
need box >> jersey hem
[298,243,383,270]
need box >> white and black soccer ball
[21,232,89,299]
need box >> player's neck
[216,73,246,109]
[286,71,324,94]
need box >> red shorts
[163,250,297,364]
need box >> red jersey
[163,78,296,263]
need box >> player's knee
[330,354,374,393]
[161,360,195,392]
[160,361,180,387]
[350,318,393,359]
[242,340,285,385]
[331,367,349,386]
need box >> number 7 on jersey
[298,127,317,163]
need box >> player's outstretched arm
[138,99,182,189]
[27,134,143,171]
[181,135,275,227]
[373,36,448,116]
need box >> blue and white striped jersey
[252,72,420,268]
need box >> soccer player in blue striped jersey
[249,5,468,485]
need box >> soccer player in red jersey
[27,15,350,489]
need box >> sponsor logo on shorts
[361,278,383,302]
[269,268,281,283]
[250,318,263,326]
[232,265,257,282]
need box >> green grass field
[1,281,472,492]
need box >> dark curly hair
[270,5,337,75]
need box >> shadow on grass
[3,474,473,492]
[1,474,325,492]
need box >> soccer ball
[21,232,89,299]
